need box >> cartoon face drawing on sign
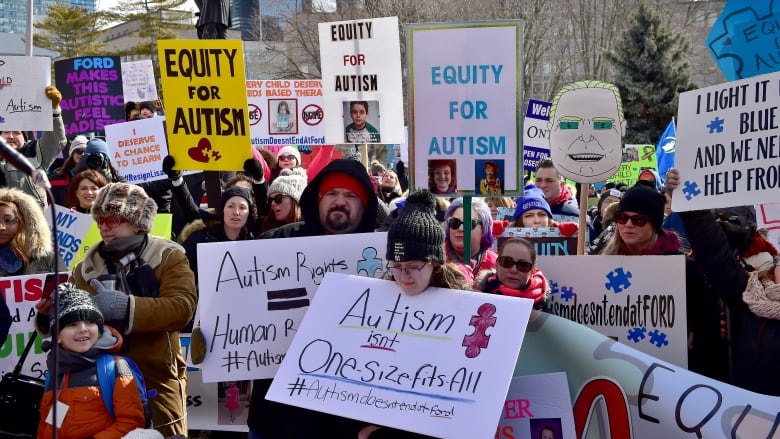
[548,80,626,183]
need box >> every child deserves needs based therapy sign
[267,273,533,439]
[158,40,250,171]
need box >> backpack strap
[96,354,117,419]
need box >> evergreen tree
[33,3,107,58]
[605,2,696,144]
[103,0,193,57]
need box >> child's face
[60,321,99,353]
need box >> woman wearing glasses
[0,187,61,276]
[443,197,497,284]
[476,238,550,310]
[260,168,306,233]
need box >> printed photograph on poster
[530,418,563,439]
[344,100,381,143]
[429,159,457,195]
[269,99,298,134]
[218,380,251,425]
[477,159,504,195]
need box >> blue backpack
[45,354,155,427]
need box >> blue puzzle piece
[356,247,383,278]
[682,180,701,200]
[605,267,632,293]
[707,117,725,133]
[648,329,669,347]
[550,280,559,295]
[626,327,647,343]
[560,286,575,302]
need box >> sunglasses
[72,149,85,156]
[267,194,287,206]
[447,217,481,230]
[497,256,533,273]
[278,154,297,161]
[614,212,650,227]
[97,216,128,228]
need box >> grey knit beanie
[268,168,307,203]
[52,283,104,334]
[386,189,445,263]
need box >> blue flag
[655,119,676,183]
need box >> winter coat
[0,187,62,276]
[681,209,780,395]
[1,113,67,208]
[37,327,146,439]
[444,244,497,285]
[179,219,254,284]
[40,235,196,437]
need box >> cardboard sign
[318,17,405,144]
[498,228,578,256]
[54,56,124,135]
[536,255,687,367]
[157,40,250,171]
[195,233,389,382]
[246,80,326,147]
[267,272,533,439]
[121,60,158,103]
[70,213,173,267]
[0,56,53,130]
[497,373,576,439]
[672,70,780,211]
[43,205,94,270]
[523,99,551,172]
[408,21,523,196]
[104,117,169,183]
[606,144,657,187]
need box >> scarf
[548,184,574,208]
[641,230,681,255]
[482,270,548,304]
[742,270,780,320]
[97,234,146,263]
[744,233,778,258]
[0,246,22,275]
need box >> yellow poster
[72,214,173,267]
[157,40,250,171]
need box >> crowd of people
[0,85,778,439]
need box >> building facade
[0,0,95,34]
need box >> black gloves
[243,158,264,182]
[162,155,181,180]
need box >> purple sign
[54,56,125,135]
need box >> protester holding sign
[65,170,109,213]
[510,184,578,237]
[477,237,551,311]
[49,134,88,205]
[444,197,497,284]
[0,188,62,276]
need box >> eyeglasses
[0,216,19,227]
[97,216,128,228]
[278,155,297,161]
[447,217,481,230]
[614,212,650,227]
[387,262,428,277]
[497,256,533,273]
[72,149,85,156]
[267,194,286,206]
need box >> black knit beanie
[617,184,665,232]
[52,283,104,334]
[386,189,445,263]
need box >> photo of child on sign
[269,99,297,134]
[344,100,381,143]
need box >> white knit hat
[276,145,301,165]
[268,167,307,203]
[70,135,88,153]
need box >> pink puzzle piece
[462,303,497,358]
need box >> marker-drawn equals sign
[267,287,310,311]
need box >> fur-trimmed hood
[0,187,53,260]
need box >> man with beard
[247,158,377,438]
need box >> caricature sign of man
[548,80,626,183]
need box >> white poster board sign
[0,56,53,130]
[121,60,158,103]
[536,255,687,368]
[408,21,522,196]
[523,99,551,172]
[672,69,780,211]
[104,117,169,183]
[267,272,534,439]
[318,17,405,144]
[246,80,326,147]
[195,232,389,382]
[44,205,94,270]
[497,373,576,439]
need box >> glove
[45,85,62,109]
[190,325,206,365]
[243,157,264,181]
[89,279,130,322]
[492,220,509,237]
[557,222,579,237]
[162,155,181,180]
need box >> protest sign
[498,227,578,256]
[44,205,93,270]
[157,40,250,171]
[497,373,576,439]
[318,17,405,144]
[536,255,687,367]
[409,21,522,196]
[246,80,326,147]
[0,56,53,130]
[606,144,658,187]
[71,213,172,267]
[121,60,158,103]
[267,272,533,438]
[523,99,551,172]
[517,311,780,438]
[672,70,780,211]
[54,56,124,135]
[195,232,389,382]
[105,117,168,183]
